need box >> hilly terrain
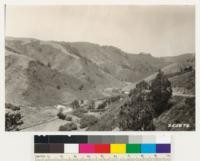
[5,37,172,106]
[5,37,195,131]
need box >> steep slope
[5,49,95,106]
[5,38,123,106]
[154,96,195,131]
[6,50,32,106]
[6,38,121,89]
[61,42,169,82]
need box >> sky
[5,5,195,57]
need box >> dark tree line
[151,69,172,116]
[119,70,172,131]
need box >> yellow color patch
[110,144,126,153]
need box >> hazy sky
[6,5,195,57]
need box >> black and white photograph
[5,5,195,131]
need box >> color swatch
[141,144,156,153]
[126,144,141,153]
[110,144,126,153]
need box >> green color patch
[126,144,141,153]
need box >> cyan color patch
[141,144,156,153]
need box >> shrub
[80,115,98,129]
[65,116,72,121]
[5,108,23,131]
[47,62,51,68]
[78,84,84,90]
[56,85,61,90]
[72,108,88,118]
[57,111,66,120]
[97,101,107,109]
[5,103,20,111]
[88,100,95,109]
[71,100,80,109]
[59,122,77,131]
[136,80,149,91]
[57,110,72,121]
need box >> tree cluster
[119,70,172,131]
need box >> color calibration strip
[35,154,171,161]
[34,135,171,154]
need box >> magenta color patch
[79,144,95,153]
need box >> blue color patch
[141,144,156,153]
